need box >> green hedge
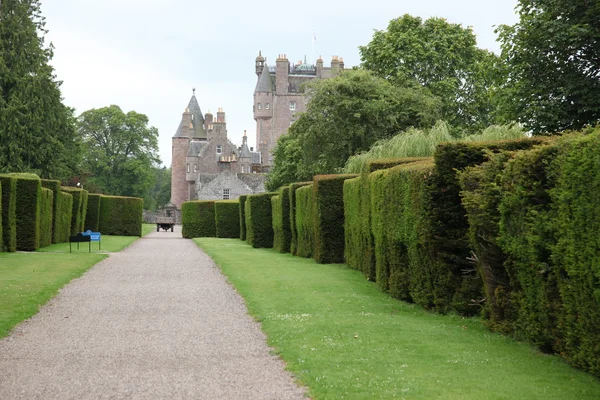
[181,200,216,238]
[61,187,89,235]
[0,176,16,252]
[295,184,314,258]
[85,194,101,232]
[289,182,311,256]
[367,157,432,173]
[98,195,143,236]
[0,182,2,251]
[344,176,375,280]
[245,192,277,248]
[313,174,357,264]
[13,175,42,251]
[39,188,53,248]
[239,195,247,240]
[215,200,240,238]
[55,191,73,243]
[41,179,61,243]
[272,186,291,253]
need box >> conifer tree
[0,0,80,178]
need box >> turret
[255,50,265,76]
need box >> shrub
[215,200,240,238]
[289,182,311,255]
[367,157,432,173]
[85,194,102,232]
[239,195,247,240]
[41,179,61,243]
[295,184,314,258]
[0,176,16,252]
[98,195,143,236]
[0,182,2,251]
[39,188,53,248]
[55,192,73,243]
[181,201,216,238]
[61,187,89,235]
[12,175,42,251]
[313,174,358,264]
[245,192,277,248]
[272,186,291,253]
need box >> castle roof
[254,64,273,94]
[187,140,207,157]
[173,94,207,139]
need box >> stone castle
[170,53,345,209]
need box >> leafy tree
[360,14,504,134]
[497,0,600,134]
[0,0,80,178]
[145,166,171,211]
[266,134,305,191]
[77,105,160,200]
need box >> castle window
[193,163,197,173]
[290,101,296,111]
[216,145,223,154]
[258,103,262,110]
[187,163,190,173]
[222,188,230,200]
[265,103,270,110]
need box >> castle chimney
[276,54,289,95]
[205,109,213,125]
[216,107,225,123]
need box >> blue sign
[82,230,101,241]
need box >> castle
[169,53,346,209]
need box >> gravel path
[0,227,307,399]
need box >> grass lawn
[0,225,153,338]
[196,238,600,400]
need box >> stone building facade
[170,92,263,209]
[253,52,346,166]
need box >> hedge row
[41,179,61,243]
[294,184,314,258]
[215,200,240,238]
[344,176,375,280]
[98,195,143,236]
[238,195,247,240]
[181,201,216,238]
[61,187,88,236]
[85,194,102,232]
[55,191,73,243]
[39,188,53,248]
[12,175,42,251]
[289,182,311,255]
[245,192,277,248]
[271,186,291,253]
[0,175,16,252]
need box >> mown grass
[195,238,600,400]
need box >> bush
[215,200,240,238]
[0,176,16,252]
[85,194,101,232]
[272,186,291,253]
[98,195,143,236]
[367,157,432,173]
[41,179,61,243]
[239,195,247,240]
[181,201,216,238]
[289,182,311,255]
[313,174,358,264]
[39,188,53,248]
[295,184,314,258]
[55,191,73,243]
[245,193,277,248]
[0,182,2,251]
[61,187,89,235]
[12,175,42,251]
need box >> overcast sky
[42,0,519,167]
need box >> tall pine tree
[0,0,80,179]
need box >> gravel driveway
[0,226,307,399]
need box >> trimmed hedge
[239,195,247,240]
[272,186,291,253]
[295,184,314,258]
[367,157,432,173]
[289,182,311,255]
[12,175,42,251]
[85,194,101,232]
[39,188,53,248]
[215,200,240,238]
[41,179,61,243]
[181,200,216,238]
[98,195,143,236]
[344,176,375,280]
[313,174,358,264]
[55,192,73,243]
[245,192,277,248]
[0,182,2,250]
[61,187,89,235]
[0,176,16,252]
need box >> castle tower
[254,63,274,168]
[238,130,252,174]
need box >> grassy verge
[195,238,600,400]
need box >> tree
[77,105,160,200]
[146,166,171,211]
[0,0,80,178]
[497,0,600,134]
[359,14,504,134]
[267,69,441,189]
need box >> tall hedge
[367,157,432,173]
[0,176,16,252]
[289,182,311,256]
[11,175,42,251]
[344,175,375,280]
[41,179,61,243]
[215,200,240,238]
[295,184,314,258]
[55,191,73,243]
[39,188,53,248]
[239,195,247,240]
[313,175,357,264]
[245,192,277,248]
[181,200,216,238]
[0,182,2,251]
[98,195,143,236]
[61,187,89,235]
[272,186,291,253]
[85,194,101,232]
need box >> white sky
[42,0,519,167]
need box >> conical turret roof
[173,91,207,139]
[254,64,273,94]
